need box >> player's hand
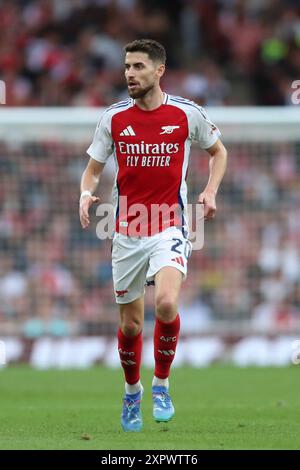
[79,194,100,229]
[198,189,216,220]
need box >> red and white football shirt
[87,93,220,236]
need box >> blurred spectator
[0,0,299,106]
[1,0,300,335]
[0,136,299,334]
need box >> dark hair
[124,39,166,64]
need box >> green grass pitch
[0,366,299,450]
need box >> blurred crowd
[0,0,300,106]
[0,138,300,336]
[1,0,300,337]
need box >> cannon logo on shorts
[115,289,128,297]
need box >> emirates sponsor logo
[118,141,179,155]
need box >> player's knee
[121,318,142,337]
[156,295,177,321]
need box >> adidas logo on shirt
[120,125,136,136]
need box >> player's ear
[156,64,165,78]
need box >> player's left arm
[198,138,227,220]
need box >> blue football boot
[121,390,143,432]
[152,385,175,422]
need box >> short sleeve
[86,111,114,163]
[189,105,221,149]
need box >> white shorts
[112,226,192,304]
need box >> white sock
[125,380,143,395]
[152,376,169,389]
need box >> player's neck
[135,88,164,111]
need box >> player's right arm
[80,110,114,229]
[79,158,105,229]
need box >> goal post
[1,106,300,141]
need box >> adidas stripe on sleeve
[191,104,221,149]
[169,96,221,149]
[87,111,114,163]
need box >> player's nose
[127,72,135,81]
[126,67,135,77]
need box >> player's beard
[127,83,154,99]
